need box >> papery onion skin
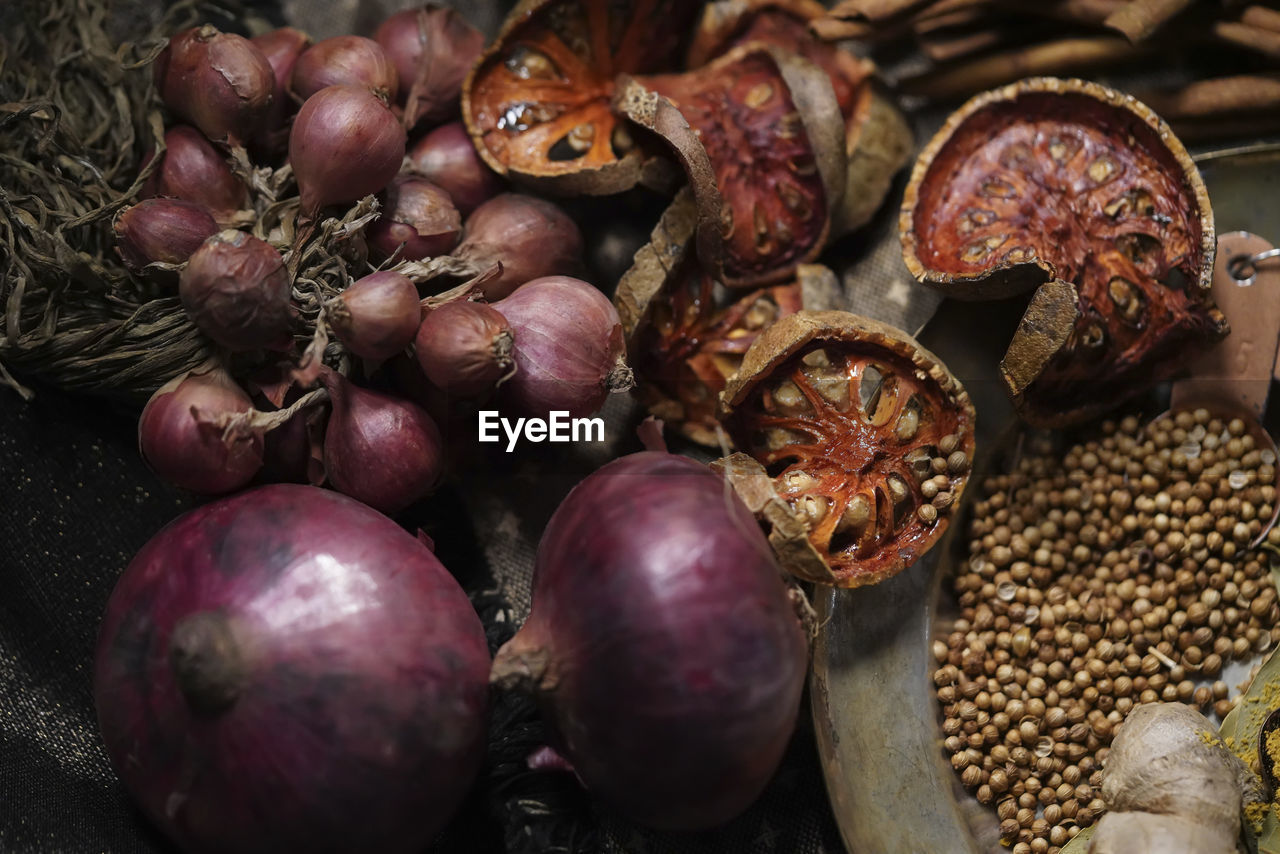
[115,198,220,279]
[405,122,503,216]
[375,5,484,128]
[455,194,584,300]
[94,484,490,854]
[290,35,399,102]
[141,126,247,224]
[415,300,513,397]
[154,25,275,147]
[251,27,312,155]
[493,451,807,831]
[366,177,462,262]
[320,370,444,514]
[289,84,406,216]
[180,230,294,351]
[329,271,422,361]
[138,366,263,494]
[493,276,629,418]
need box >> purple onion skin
[320,371,444,514]
[138,368,263,494]
[115,198,219,279]
[456,194,584,299]
[180,230,294,351]
[154,26,275,147]
[494,452,807,831]
[94,484,490,854]
[290,84,406,216]
[366,178,461,262]
[406,122,503,215]
[375,6,484,128]
[251,27,312,156]
[141,126,247,223]
[329,271,422,361]
[415,300,513,397]
[493,276,626,418]
[290,35,398,103]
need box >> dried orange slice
[901,77,1228,427]
[718,310,975,588]
[462,0,705,195]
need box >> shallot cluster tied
[415,300,513,397]
[114,199,218,279]
[154,25,274,146]
[141,125,246,224]
[326,271,422,361]
[374,5,484,129]
[179,230,294,351]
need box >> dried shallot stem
[1103,0,1195,42]
[1213,20,1280,58]
[1140,73,1280,120]
[1243,5,1280,33]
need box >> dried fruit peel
[719,310,975,587]
[901,77,1227,427]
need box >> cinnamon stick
[899,37,1146,99]
[1018,0,1127,27]
[917,27,1007,62]
[1140,73,1280,119]
[1214,20,1280,58]
[1104,0,1194,42]
[1242,5,1280,34]
[827,0,932,22]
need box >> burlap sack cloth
[0,1,944,851]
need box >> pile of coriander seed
[934,408,1280,854]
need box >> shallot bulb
[319,369,444,514]
[327,271,421,361]
[452,194,584,299]
[94,484,490,854]
[493,276,631,418]
[114,198,219,279]
[493,451,808,830]
[289,84,406,216]
[366,177,461,262]
[406,122,503,215]
[415,300,513,397]
[290,35,398,102]
[251,27,312,155]
[180,230,294,351]
[153,25,274,147]
[374,5,484,128]
[141,125,247,224]
[138,366,263,494]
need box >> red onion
[319,369,444,514]
[289,84,406,216]
[290,36,398,103]
[251,27,312,156]
[492,276,631,418]
[138,366,263,494]
[153,25,274,147]
[415,300,513,397]
[327,271,421,361]
[94,484,490,853]
[375,5,484,128]
[141,125,247,223]
[367,177,461,262]
[493,451,807,830]
[180,230,294,351]
[452,194,584,299]
[114,198,219,279]
[406,122,503,216]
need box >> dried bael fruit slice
[717,310,975,587]
[684,0,913,234]
[901,77,1228,427]
[618,43,846,287]
[463,0,705,195]
[616,189,841,445]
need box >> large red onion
[451,194,584,299]
[374,5,484,128]
[153,25,274,147]
[492,276,631,418]
[114,198,219,280]
[493,451,807,830]
[141,126,247,224]
[251,27,312,156]
[415,300,513,397]
[290,35,398,102]
[180,230,294,351]
[319,369,444,514]
[366,177,461,262]
[289,84,406,216]
[405,122,503,215]
[94,484,490,854]
[138,365,263,494]
[327,271,421,361]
